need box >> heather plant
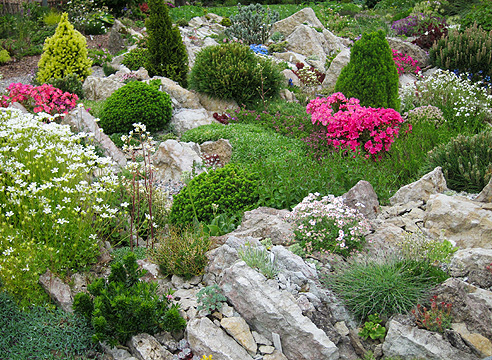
[150,225,211,279]
[37,13,92,84]
[289,192,370,257]
[430,23,492,81]
[0,82,79,115]
[146,0,188,87]
[335,30,400,111]
[411,296,453,333]
[225,3,279,45]
[0,108,118,306]
[238,243,279,279]
[307,93,407,159]
[392,50,421,75]
[422,131,492,193]
[196,284,227,315]
[400,69,492,133]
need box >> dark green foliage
[365,0,382,8]
[430,23,492,79]
[335,30,400,110]
[146,0,188,87]
[122,47,149,71]
[460,2,492,31]
[73,252,185,346]
[189,42,283,106]
[175,18,189,27]
[103,62,118,76]
[0,291,97,359]
[99,81,172,135]
[168,164,260,226]
[48,73,84,99]
[422,131,492,193]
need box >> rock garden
[0,0,491,359]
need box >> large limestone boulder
[322,47,350,88]
[271,8,324,38]
[145,77,202,109]
[424,194,492,248]
[220,262,339,360]
[151,139,204,182]
[341,180,380,220]
[187,317,255,360]
[389,167,448,205]
[83,76,125,101]
[199,138,233,166]
[382,318,478,360]
[196,93,239,113]
[170,108,215,136]
[387,37,430,67]
[449,248,492,289]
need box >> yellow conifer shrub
[37,13,92,84]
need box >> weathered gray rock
[449,248,492,289]
[271,245,317,280]
[286,25,327,72]
[200,139,233,166]
[107,21,128,55]
[282,69,300,87]
[100,343,138,360]
[39,269,73,313]
[83,76,125,101]
[231,207,293,246]
[387,37,430,67]
[341,180,379,220]
[272,51,307,67]
[475,176,492,203]
[382,319,478,360]
[148,77,202,109]
[170,108,215,136]
[322,47,350,88]
[220,262,339,360]
[399,73,417,88]
[151,139,203,182]
[187,317,255,360]
[271,8,324,38]
[279,89,297,102]
[128,333,174,360]
[220,316,257,355]
[263,350,289,360]
[424,194,492,248]
[389,167,447,205]
[452,323,492,357]
[196,93,239,113]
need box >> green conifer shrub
[37,13,92,84]
[122,47,150,71]
[99,81,172,135]
[0,48,11,65]
[146,0,188,87]
[335,30,400,110]
[189,42,283,106]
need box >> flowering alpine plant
[306,92,408,159]
[288,192,370,257]
[392,50,421,75]
[0,82,78,116]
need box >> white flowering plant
[289,193,370,257]
[400,69,492,133]
[0,109,119,306]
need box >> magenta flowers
[392,49,421,75]
[306,92,409,159]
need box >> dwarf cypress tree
[146,0,188,87]
[335,30,400,111]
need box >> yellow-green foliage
[37,13,92,84]
[0,48,10,65]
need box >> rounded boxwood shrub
[122,47,149,71]
[335,30,400,111]
[99,81,172,135]
[188,42,283,107]
[168,164,260,226]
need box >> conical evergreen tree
[146,0,188,87]
[37,13,92,84]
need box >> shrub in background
[146,0,188,87]
[122,47,149,70]
[168,164,259,226]
[224,3,279,45]
[48,73,84,99]
[189,43,283,106]
[37,13,92,84]
[430,23,492,80]
[411,18,448,51]
[99,81,172,135]
[422,131,492,193]
[335,30,400,111]
[460,1,492,31]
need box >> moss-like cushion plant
[99,81,172,135]
[37,12,92,84]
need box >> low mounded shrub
[122,47,149,71]
[188,42,283,106]
[99,81,172,135]
[168,164,259,226]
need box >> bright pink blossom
[392,49,421,75]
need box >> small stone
[252,331,272,346]
[260,345,275,354]
[334,321,350,337]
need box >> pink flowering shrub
[392,50,421,75]
[306,92,409,159]
[289,192,370,257]
[0,83,79,116]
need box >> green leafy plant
[48,73,85,99]
[122,47,149,71]
[73,252,185,345]
[103,62,118,76]
[335,30,400,111]
[175,18,189,27]
[37,12,92,84]
[150,225,211,279]
[411,295,453,333]
[99,81,172,135]
[88,46,113,66]
[395,230,458,264]
[460,2,492,31]
[196,284,227,315]
[238,243,278,279]
[146,0,189,87]
[205,211,238,236]
[169,163,259,226]
[189,42,283,107]
[224,3,279,44]
[422,131,492,193]
[359,314,387,340]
